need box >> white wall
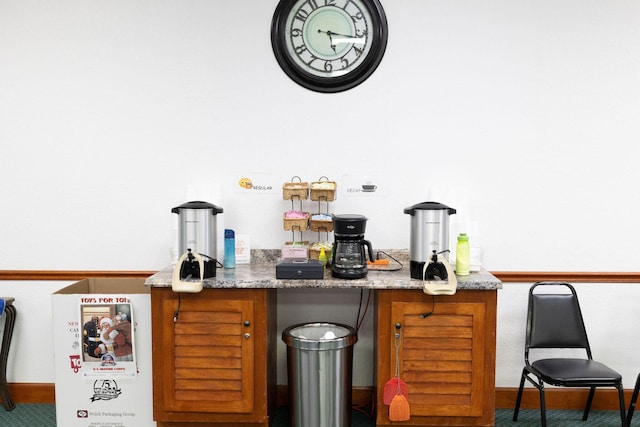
[1,0,640,389]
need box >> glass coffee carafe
[331,214,375,279]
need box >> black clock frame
[271,0,388,93]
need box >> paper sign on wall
[339,174,386,197]
[232,173,278,195]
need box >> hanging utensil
[384,324,408,404]
[383,378,408,405]
[385,324,410,421]
[389,394,411,421]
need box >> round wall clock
[271,0,388,93]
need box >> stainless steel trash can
[282,322,358,427]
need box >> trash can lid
[282,322,357,350]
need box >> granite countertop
[145,249,502,291]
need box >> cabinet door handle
[244,333,251,340]
[244,320,251,327]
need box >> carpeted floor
[498,408,631,426]
[0,404,57,427]
[0,404,636,426]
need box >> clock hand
[317,29,337,53]
[319,30,354,39]
[318,29,365,45]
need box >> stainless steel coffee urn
[404,202,456,280]
[172,201,223,277]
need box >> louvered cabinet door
[376,290,497,427]
[152,287,275,426]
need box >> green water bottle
[456,233,470,276]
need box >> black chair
[627,373,640,424]
[512,282,627,427]
[0,297,17,411]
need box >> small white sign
[235,234,250,264]
[232,174,278,195]
[340,174,385,197]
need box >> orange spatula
[389,393,411,421]
[383,377,408,405]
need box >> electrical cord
[172,252,217,322]
[421,295,435,318]
[356,290,363,330]
[356,251,402,331]
[173,293,181,323]
[198,253,223,269]
[356,289,372,332]
[371,250,403,272]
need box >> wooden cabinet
[375,289,497,427]
[151,287,276,427]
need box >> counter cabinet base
[375,289,497,427]
[151,288,277,427]
[150,283,497,427]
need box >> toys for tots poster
[80,297,137,378]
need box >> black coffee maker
[331,214,375,279]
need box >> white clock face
[284,0,374,78]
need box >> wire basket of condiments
[310,177,336,202]
[309,241,332,261]
[309,213,333,232]
[283,176,309,201]
[283,210,309,231]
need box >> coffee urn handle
[364,240,375,262]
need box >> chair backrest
[525,282,592,361]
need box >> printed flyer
[80,296,137,378]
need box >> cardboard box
[52,278,155,427]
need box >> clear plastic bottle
[224,229,236,269]
[456,233,470,276]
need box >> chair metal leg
[582,386,596,421]
[538,382,547,427]
[514,370,548,427]
[513,369,527,421]
[617,384,628,427]
[0,302,16,411]
[628,373,640,426]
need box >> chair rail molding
[2,270,640,283]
